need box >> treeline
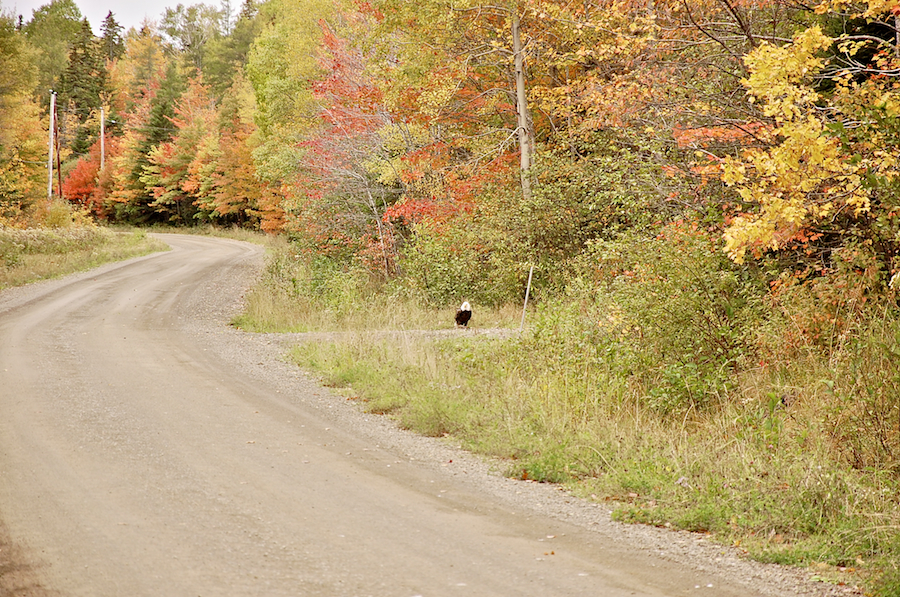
[2,0,900,329]
[0,0,897,295]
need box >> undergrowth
[233,237,521,332]
[243,231,900,596]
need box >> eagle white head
[460,301,471,311]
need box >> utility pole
[55,98,62,199]
[47,90,56,201]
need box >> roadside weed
[253,233,900,596]
[0,226,166,289]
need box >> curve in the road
[0,234,796,597]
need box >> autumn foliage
[6,0,900,589]
[1,0,894,312]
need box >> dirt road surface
[0,234,845,596]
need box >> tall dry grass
[0,224,167,290]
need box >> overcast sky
[4,0,179,33]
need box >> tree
[202,0,266,96]
[192,71,284,229]
[0,13,44,218]
[106,27,178,222]
[141,75,214,222]
[160,3,227,72]
[100,11,125,61]
[245,0,333,184]
[21,0,83,104]
[720,21,900,271]
[57,18,108,155]
[511,10,533,200]
[62,137,102,206]
[287,17,404,275]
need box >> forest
[3,0,900,300]
[3,0,900,592]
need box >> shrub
[399,227,524,307]
[580,224,766,412]
[761,241,889,359]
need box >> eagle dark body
[455,301,472,327]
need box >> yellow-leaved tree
[721,24,900,264]
[0,14,45,221]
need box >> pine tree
[21,0,83,106]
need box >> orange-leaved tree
[285,16,402,276]
[141,76,216,223]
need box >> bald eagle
[455,301,472,327]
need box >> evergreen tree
[100,11,125,61]
[219,0,234,34]
[118,61,188,223]
[57,19,107,155]
[141,61,186,153]
[21,0,83,105]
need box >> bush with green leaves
[398,139,668,308]
[399,225,524,307]
[578,224,766,412]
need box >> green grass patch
[291,334,485,436]
[0,226,168,290]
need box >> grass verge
[237,236,900,596]
[0,226,167,290]
[287,330,896,594]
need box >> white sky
[3,0,177,33]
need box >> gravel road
[0,233,857,596]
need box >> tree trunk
[366,185,392,279]
[512,11,534,202]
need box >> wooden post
[520,264,534,330]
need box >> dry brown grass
[0,226,167,290]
